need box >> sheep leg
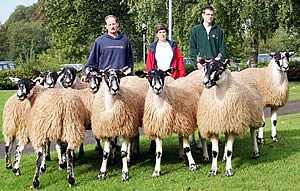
[127,140,131,165]
[191,132,196,146]
[251,128,260,159]
[97,139,110,180]
[78,143,84,159]
[32,147,44,189]
[182,137,197,171]
[178,136,185,160]
[121,137,129,181]
[56,142,67,170]
[210,137,219,176]
[45,141,51,161]
[257,113,266,145]
[130,134,140,163]
[5,137,15,169]
[66,146,75,188]
[225,134,235,177]
[40,145,47,173]
[196,132,203,154]
[94,138,102,155]
[152,137,162,177]
[271,107,279,142]
[12,143,26,176]
[201,137,209,163]
[222,133,228,162]
[109,138,117,166]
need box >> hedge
[1,61,298,90]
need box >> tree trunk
[249,33,259,68]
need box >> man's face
[202,9,214,25]
[156,29,167,42]
[105,17,118,35]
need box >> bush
[0,69,34,90]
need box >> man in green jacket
[189,5,227,68]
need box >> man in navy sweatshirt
[81,15,134,81]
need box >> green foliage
[6,21,49,61]
[0,70,34,90]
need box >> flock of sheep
[1,51,293,188]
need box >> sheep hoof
[257,137,264,145]
[13,168,21,176]
[152,170,161,177]
[226,169,234,177]
[203,157,210,163]
[33,179,40,189]
[68,177,75,187]
[59,162,67,170]
[122,171,129,181]
[189,164,197,171]
[210,169,217,176]
[96,172,106,181]
[252,152,260,159]
[45,155,51,161]
[271,135,278,143]
[6,163,12,169]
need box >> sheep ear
[32,69,42,78]
[135,70,147,78]
[85,67,91,75]
[9,77,20,84]
[33,77,43,84]
[121,66,132,76]
[165,68,175,76]
[215,53,222,61]
[269,52,276,57]
[224,59,230,67]
[288,51,295,57]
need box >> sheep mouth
[17,95,26,101]
[204,83,214,89]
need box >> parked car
[257,54,272,63]
[60,63,84,70]
[0,61,16,71]
[183,58,193,65]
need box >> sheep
[90,66,145,181]
[240,51,294,144]
[196,58,264,176]
[143,68,199,177]
[2,71,56,174]
[10,77,86,188]
[56,66,88,89]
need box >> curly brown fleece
[27,88,86,150]
[197,72,264,139]
[240,62,289,107]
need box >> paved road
[1,100,300,157]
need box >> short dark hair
[155,23,168,34]
[202,5,215,14]
[105,15,118,23]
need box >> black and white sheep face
[203,59,228,89]
[59,67,77,88]
[103,69,121,96]
[147,69,168,95]
[9,78,36,101]
[86,69,103,94]
[270,52,294,72]
[42,71,59,88]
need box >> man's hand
[81,75,88,82]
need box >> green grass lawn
[289,81,300,100]
[0,113,299,190]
